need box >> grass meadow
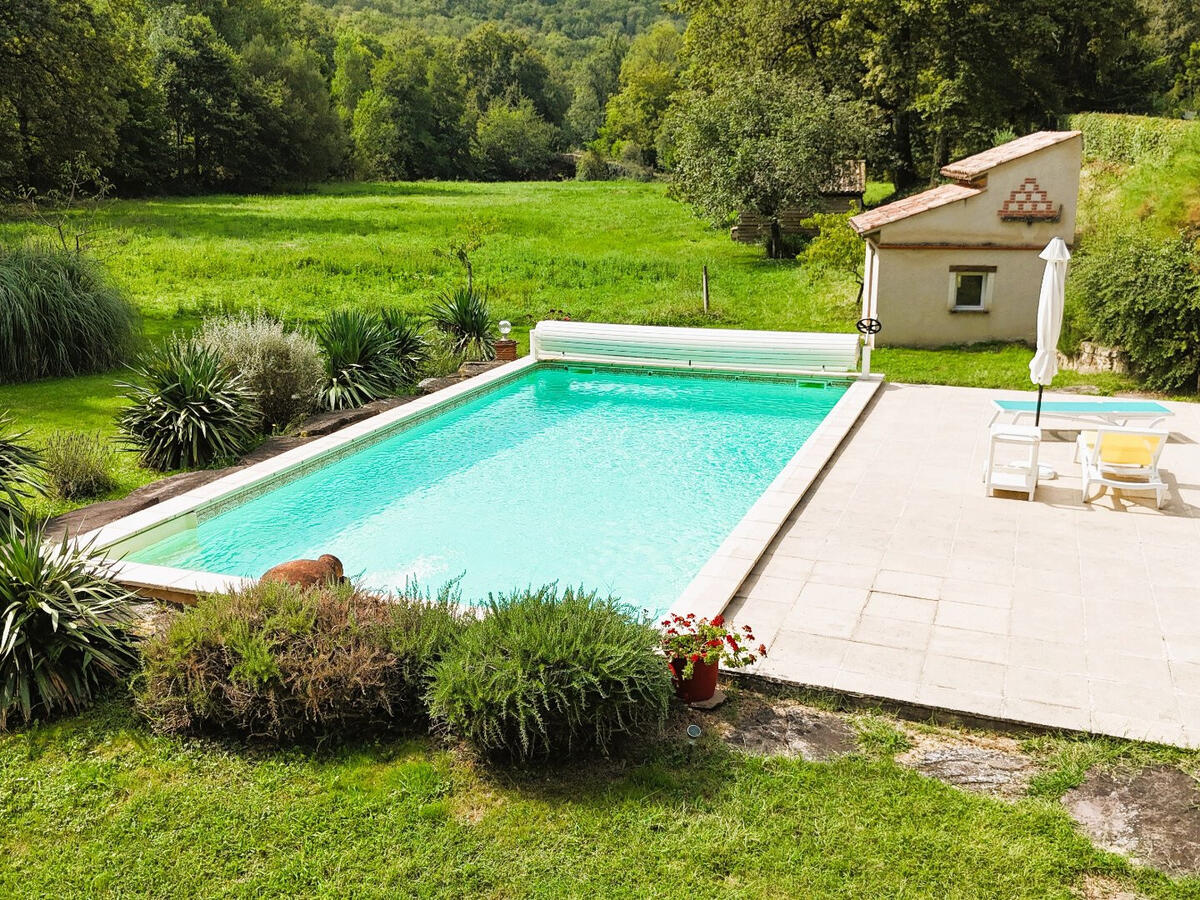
[0,180,1138,515]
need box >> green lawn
[0,180,1146,516]
[2,695,1196,899]
[0,181,864,329]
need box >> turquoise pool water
[128,366,846,614]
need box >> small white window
[948,267,995,312]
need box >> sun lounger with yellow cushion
[1075,427,1169,508]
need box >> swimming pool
[121,364,848,615]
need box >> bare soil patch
[711,693,857,760]
[1063,765,1200,876]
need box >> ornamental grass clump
[42,431,116,500]
[137,579,464,742]
[117,337,262,470]
[426,586,671,762]
[0,245,137,383]
[198,311,323,431]
[0,522,140,730]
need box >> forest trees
[671,0,1168,188]
[0,0,130,187]
[0,0,589,193]
[2,0,1198,195]
[597,21,683,167]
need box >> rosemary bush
[427,586,671,762]
[42,431,117,500]
[138,579,464,742]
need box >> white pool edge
[76,356,878,607]
[665,376,882,623]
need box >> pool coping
[77,356,879,608]
[665,376,882,623]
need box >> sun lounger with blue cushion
[988,398,1172,428]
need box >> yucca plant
[427,586,671,762]
[0,413,42,530]
[427,286,495,361]
[0,522,140,730]
[380,307,429,387]
[0,245,138,383]
[117,338,262,471]
[315,309,403,410]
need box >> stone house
[850,131,1082,348]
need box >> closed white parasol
[1029,237,1071,425]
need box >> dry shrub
[137,579,463,742]
[198,311,323,430]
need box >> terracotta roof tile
[849,182,983,234]
[822,160,866,195]
[939,131,1081,181]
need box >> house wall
[870,134,1081,348]
[873,247,1048,346]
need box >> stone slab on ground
[295,397,407,437]
[897,732,1038,799]
[1073,875,1150,900]
[687,688,727,710]
[1063,766,1200,876]
[417,360,507,396]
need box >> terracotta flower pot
[670,658,719,703]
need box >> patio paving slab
[727,382,1200,748]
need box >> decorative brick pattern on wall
[998,177,1060,221]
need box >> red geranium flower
[659,613,765,681]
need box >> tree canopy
[667,73,873,257]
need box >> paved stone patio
[728,383,1200,748]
